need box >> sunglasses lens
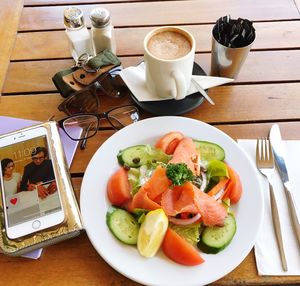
[63,115,98,140]
[61,88,99,115]
[107,106,139,129]
[96,71,128,98]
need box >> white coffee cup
[144,26,196,100]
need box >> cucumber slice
[193,140,225,161]
[198,213,236,254]
[117,145,170,167]
[117,145,149,167]
[106,208,139,245]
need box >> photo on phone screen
[0,127,65,239]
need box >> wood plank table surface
[0,0,300,285]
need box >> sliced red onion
[200,171,207,192]
[199,161,207,170]
[214,187,226,200]
[169,213,201,225]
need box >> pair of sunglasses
[58,68,128,116]
[56,69,139,149]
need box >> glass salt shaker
[90,7,116,56]
[64,7,92,61]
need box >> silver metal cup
[210,34,254,79]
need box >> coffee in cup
[147,30,192,60]
[144,26,196,100]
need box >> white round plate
[80,116,263,286]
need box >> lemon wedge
[137,208,168,257]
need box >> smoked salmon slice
[142,165,172,201]
[169,137,199,175]
[194,185,227,226]
[161,183,198,216]
[161,182,227,226]
[131,165,171,211]
[131,188,161,211]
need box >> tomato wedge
[223,165,242,204]
[107,167,131,206]
[162,228,204,266]
[155,131,184,155]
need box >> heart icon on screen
[10,198,17,205]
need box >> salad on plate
[106,131,242,266]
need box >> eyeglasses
[57,105,139,149]
[58,68,128,116]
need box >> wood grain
[1,83,300,123]
[0,0,23,94]
[217,122,300,140]
[11,21,300,60]
[23,0,300,17]
[0,230,298,286]
[0,94,64,119]
[19,0,300,31]
[3,59,74,93]
[3,50,300,94]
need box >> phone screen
[0,135,62,227]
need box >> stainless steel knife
[269,124,300,247]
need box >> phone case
[0,121,83,256]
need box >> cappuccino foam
[147,31,191,60]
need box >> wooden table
[0,0,300,285]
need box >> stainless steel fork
[256,138,288,271]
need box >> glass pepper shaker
[90,7,117,56]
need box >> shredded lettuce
[207,160,229,178]
[205,160,229,192]
[128,168,141,195]
[128,163,159,195]
[132,208,148,224]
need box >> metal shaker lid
[64,7,85,30]
[90,7,110,28]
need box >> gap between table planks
[19,0,300,31]
[0,0,23,94]
[3,51,300,94]
[11,21,300,60]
